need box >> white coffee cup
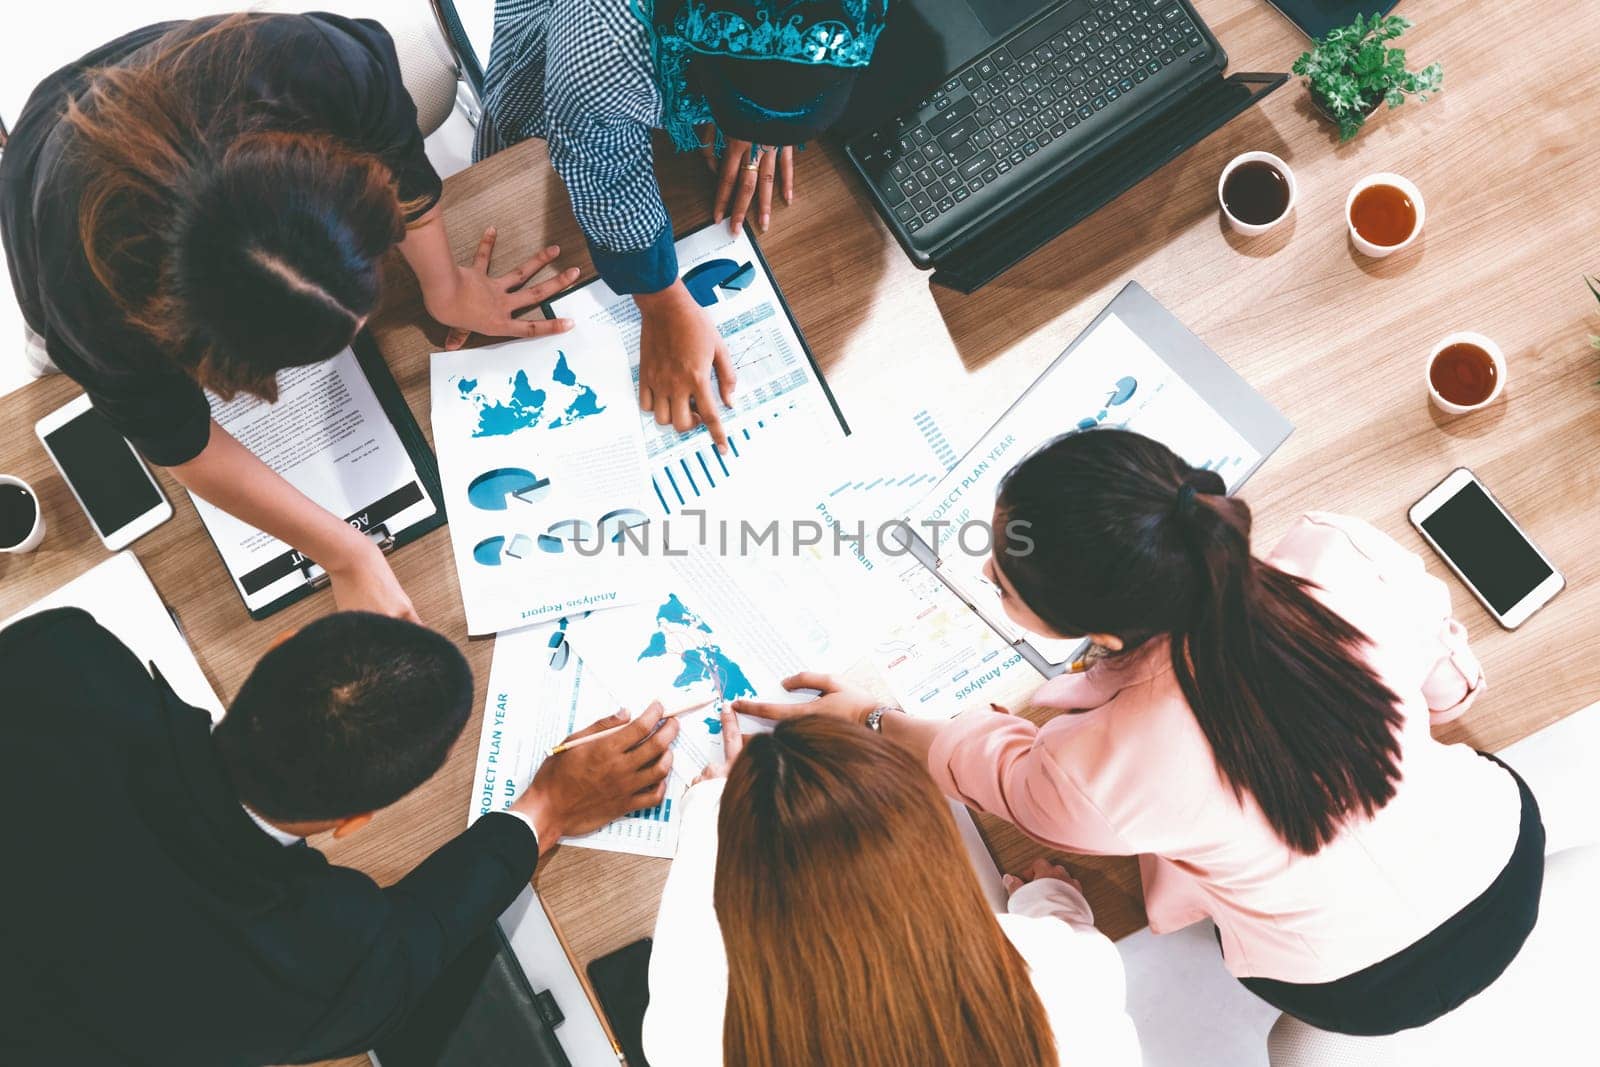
[0,474,45,553]
[1426,332,1506,415]
[1218,151,1298,236]
[1346,172,1426,257]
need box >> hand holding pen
[512,702,683,850]
[546,699,716,756]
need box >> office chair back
[428,0,485,103]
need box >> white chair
[1265,704,1600,1067]
[1266,844,1600,1066]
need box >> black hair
[995,428,1404,855]
[169,130,403,399]
[696,56,858,144]
[66,15,407,402]
[214,612,474,823]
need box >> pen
[546,699,717,756]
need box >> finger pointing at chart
[718,705,745,763]
[692,704,745,785]
[732,671,877,725]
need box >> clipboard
[195,330,446,620]
[727,220,848,434]
[893,281,1293,678]
[541,220,849,436]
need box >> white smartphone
[1409,468,1564,629]
[35,394,173,550]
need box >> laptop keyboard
[851,0,1212,244]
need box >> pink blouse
[928,513,1523,984]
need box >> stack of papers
[444,261,1289,859]
[439,226,855,857]
[457,397,1012,857]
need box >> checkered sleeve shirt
[476,0,678,293]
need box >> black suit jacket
[0,608,539,1066]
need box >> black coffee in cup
[0,482,38,548]
[1222,160,1291,226]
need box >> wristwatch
[865,705,895,732]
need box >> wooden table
[4,1,1599,1063]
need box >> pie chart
[720,261,755,292]
[598,508,650,544]
[473,536,507,566]
[682,259,741,307]
[472,532,538,566]
[538,518,592,554]
[468,467,551,511]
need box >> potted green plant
[1292,13,1443,141]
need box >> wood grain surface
[3,2,1597,1064]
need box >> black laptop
[841,0,1284,292]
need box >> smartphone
[1409,468,1564,629]
[35,395,172,550]
[586,938,652,1067]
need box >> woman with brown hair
[641,709,1141,1067]
[1,13,577,618]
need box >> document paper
[547,224,846,518]
[430,330,657,635]
[469,622,725,858]
[190,348,436,614]
[562,541,839,720]
[544,539,847,852]
[910,312,1263,664]
[737,405,1036,719]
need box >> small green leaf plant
[1291,13,1443,141]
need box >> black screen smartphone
[587,938,653,1067]
[1409,468,1564,629]
[36,398,170,547]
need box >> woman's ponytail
[998,430,1404,855]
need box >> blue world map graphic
[455,352,604,437]
[637,593,756,701]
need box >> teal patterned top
[631,0,889,150]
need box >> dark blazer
[0,608,538,1066]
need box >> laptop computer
[841,0,1284,292]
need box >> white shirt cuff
[497,809,542,852]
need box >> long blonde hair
[715,717,1057,1067]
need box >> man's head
[213,613,473,836]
